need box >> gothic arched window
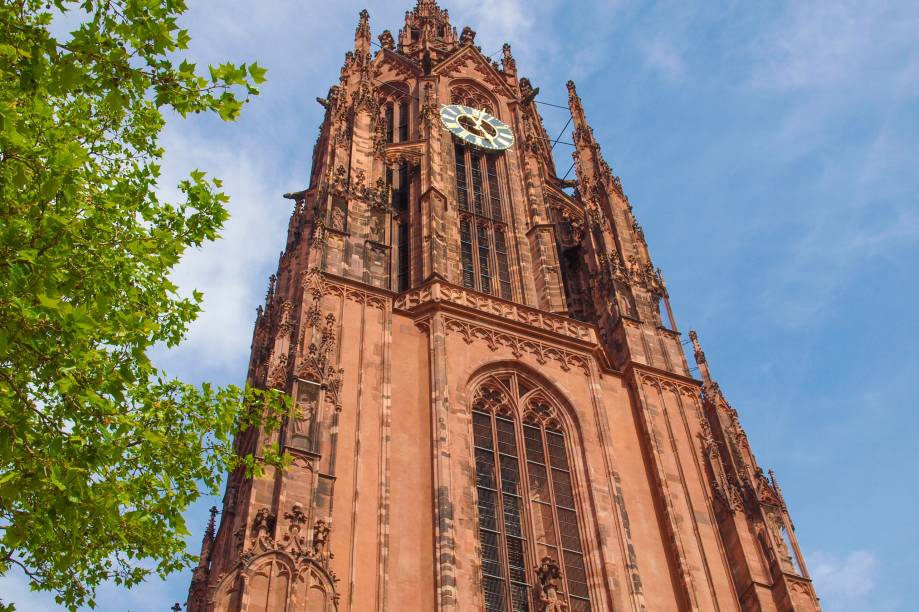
[381,93,411,144]
[471,373,592,612]
[454,142,512,300]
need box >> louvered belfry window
[453,142,512,300]
[471,374,592,612]
[384,99,410,144]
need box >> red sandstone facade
[185,2,821,610]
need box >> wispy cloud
[750,1,868,91]
[760,205,919,329]
[641,36,686,82]
[809,550,885,611]
[151,126,294,379]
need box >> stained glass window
[453,142,512,299]
[472,375,592,612]
[455,142,469,212]
[477,224,493,295]
[385,103,394,144]
[397,221,409,292]
[460,218,475,289]
[396,161,409,213]
[398,101,409,142]
[494,229,512,300]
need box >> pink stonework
[185,2,821,610]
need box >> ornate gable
[433,44,517,102]
[372,48,421,82]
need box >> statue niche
[291,380,321,452]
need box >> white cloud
[0,572,58,611]
[449,0,537,47]
[809,549,881,611]
[641,36,685,82]
[150,125,294,379]
[751,1,866,91]
[750,0,919,94]
[738,0,919,329]
[760,205,919,329]
[0,567,190,611]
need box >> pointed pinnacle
[205,505,218,541]
[688,330,713,384]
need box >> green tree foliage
[0,1,287,608]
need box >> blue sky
[4,1,918,609]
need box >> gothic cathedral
[186,2,821,611]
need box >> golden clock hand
[472,109,482,129]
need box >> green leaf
[37,294,60,309]
[248,62,267,84]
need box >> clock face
[440,104,514,151]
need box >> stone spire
[399,0,456,62]
[355,9,371,55]
[689,330,713,386]
[501,43,516,76]
[197,505,218,567]
[567,80,607,193]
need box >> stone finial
[688,330,713,384]
[568,82,587,120]
[519,77,539,106]
[378,29,395,50]
[354,9,371,53]
[460,26,476,46]
[205,506,218,542]
[502,42,516,74]
[769,469,787,506]
[356,9,370,34]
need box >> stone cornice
[626,361,702,393]
[394,280,598,347]
[525,222,557,237]
[437,313,592,375]
[320,271,393,310]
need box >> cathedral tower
[186,2,821,610]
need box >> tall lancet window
[471,373,593,612]
[383,96,411,144]
[453,141,512,300]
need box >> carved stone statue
[459,26,476,46]
[251,507,275,539]
[330,206,345,231]
[292,397,316,438]
[312,518,331,563]
[536,556,567,611]
[378,30,395,50]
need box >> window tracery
[451,84,494,115]
[471,373,592,612]
[378,87,413,292]
[454,142,512,300]
[377,86,411,144]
